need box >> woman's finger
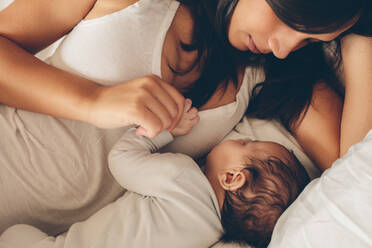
[184,98,192,112]
[187,107,199,119]
[152,76,185,130]
[143,76,180,121]
[142,92,174,130]
[133,105,164,138]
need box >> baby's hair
[220,152,309,248]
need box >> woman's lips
[247,35,261,54]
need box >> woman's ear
[218,170,246,192]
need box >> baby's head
[205,139,309,248]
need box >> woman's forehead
[264,0,362,34]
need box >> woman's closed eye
[306,38,322,43]
[294,38,322,51]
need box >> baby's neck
[204,165,225,212]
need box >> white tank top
[48,0,175,85]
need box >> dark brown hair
[176,0,371,131]
[220,153,309,248]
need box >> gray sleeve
[108,128,196,196]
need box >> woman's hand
[87,75,185,138]
[340,34,372,155]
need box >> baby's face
[205,139,292,175]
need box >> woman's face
[228,0,352,59]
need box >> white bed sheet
[269,130,372,248]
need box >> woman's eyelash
[305,38,321,43]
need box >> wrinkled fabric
[269,130,372,248]
[225,117,320,179]
[0,129,222,248]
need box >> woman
[223,0,371,170]
[0,0,369,234]
[0,0,254,234]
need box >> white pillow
[225,117,320,179]
[269,130,372,248]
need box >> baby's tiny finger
[192,115,200,123]
[136,126,147,136]
[184,99,192,112]
[188,107,199,117]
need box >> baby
[207,138,309,247]
[0,100,309,248]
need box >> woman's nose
[268,31,305,59]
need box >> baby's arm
[109,100,199,194]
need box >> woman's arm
[293,35,372,171]
[0,0,97,117]
[340,34,372,156]
[292,82,343,171]
[0,0,96,54]
[0,0,184,137]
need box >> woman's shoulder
[0,0,96,53]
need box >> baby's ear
[218,170,246,192]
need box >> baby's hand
[170,99,199,136]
